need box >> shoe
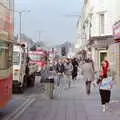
[102,105,106,112]
[106,103,112,111]
[106,103,109,110]
[102,108,106,112]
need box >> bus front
[29,51,47,72]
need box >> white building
[76,0,120,86]
[76,0,117,65]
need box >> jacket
[56,63,65,73]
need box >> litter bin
[44,78,54,99]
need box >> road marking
[11,98,36,120]
[3,96,36,120]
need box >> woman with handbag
[98,58,113,112]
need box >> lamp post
[15,10,31,42]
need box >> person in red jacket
[101,59,109,78]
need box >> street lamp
[15,10,31,42]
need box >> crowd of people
[40,56,113,112]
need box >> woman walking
[72,58,79,80]
[99,76,113,112]
[98,58,113,112]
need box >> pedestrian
[98,57,113,112]
[56,59,65,87]
[64,58,73,88]
[100,57,109,78]
[46,64,56,99]
[72,58,79,80]
[98,76,113,112]
[40,66,48,83]
[81,58,95,95]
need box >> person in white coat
[82,59,95,95]
[64,58,73,88]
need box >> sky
[14,0,83,46]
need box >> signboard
[113,20,120,41]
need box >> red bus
[0,40,13,108]
[29,49,48,72]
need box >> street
[1,75,120,120]
[0,76,44,120]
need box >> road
[0,76,43,120]
[1,75,120,120]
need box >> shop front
[110,20,120,87]
[88,35,113,71]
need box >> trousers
[99,89,111,105]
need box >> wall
[108,43,120,87]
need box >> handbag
[96,76,103,84]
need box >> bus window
[29,54,41,61]
[13,51,20,65]
[0,43,12,69]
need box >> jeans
[57,74,63,87]
[65,74,72,88]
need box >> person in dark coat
[72,58,79,80]
[56,60,65,86]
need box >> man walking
[64,58,73,88]
[82,59,95,95]
[56,59,65,87]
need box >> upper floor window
[84,0,88,5]
[99,13,104,35]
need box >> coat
[56,63,65,73]
[72,60,79,78]
[64,63,73,75]
[82,62,94,82]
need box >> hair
[49,66,53,71]
[104,60,109,69]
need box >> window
[13,52,20,65]
[0,42,12,69]
[99,14,104,35]
[29,54,42,61]
[84,0,88,4]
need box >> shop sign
[113,20,120,41]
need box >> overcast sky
[14,0,83,46]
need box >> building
[76,0,120,86]
[76,0,118,69]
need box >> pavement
[15,75,120,120]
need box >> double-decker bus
[0,40,13,108]
[29,49,48,72]
[0,0,14,108]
